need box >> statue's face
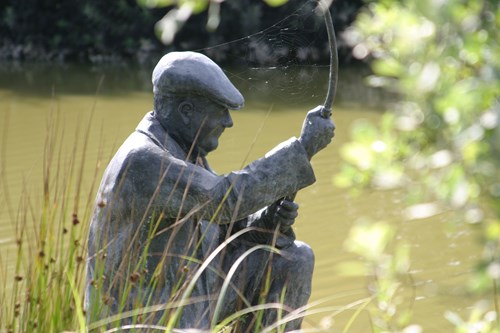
[188,98,233,156]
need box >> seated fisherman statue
[85,51,335,331]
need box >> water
[0,65,482,331]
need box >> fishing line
[191,0,332,105]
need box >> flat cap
[152,51,244,110]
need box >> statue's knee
[291,240,315,273]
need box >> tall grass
[0,101,100,331]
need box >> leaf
[180,0,209,13]
[344,222,394,260]
[137,0,176,8]
[263,0,289,7]
[340,143,374,170]
[333,171,353,189]
[372,58,403,77]
[444,311,464,326]
[485,220,500,240]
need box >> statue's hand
[246,199,298,248]
[299,105,335,159]
[273,199,299,233]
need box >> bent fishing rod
[284,0,338,204]
[317,0,338,118]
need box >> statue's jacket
[86,111,315,328]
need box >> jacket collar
[135,112,212,170]
[135,112,189,160]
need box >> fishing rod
[316,0,338,118]
[277,0,338,246]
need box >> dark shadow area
[0,0,364,65]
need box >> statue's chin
[196,139,218,157]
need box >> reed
[0,104,99,332]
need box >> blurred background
[0,0,361,64]
[0,0,498,332]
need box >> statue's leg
[219,240,314,332]
[260,240,314,331]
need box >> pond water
[0,64,482,331]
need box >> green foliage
[445,301,499,333]
[337,0,499,331]
[334,116,404,190]
[340,221,416,332]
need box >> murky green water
[0,65,482,331]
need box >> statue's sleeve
[135,137,315,224]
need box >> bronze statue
[85,51,335,331]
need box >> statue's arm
[142,137,315,224]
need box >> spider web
[193,0,332,107]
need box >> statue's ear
[178,101,194,125]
